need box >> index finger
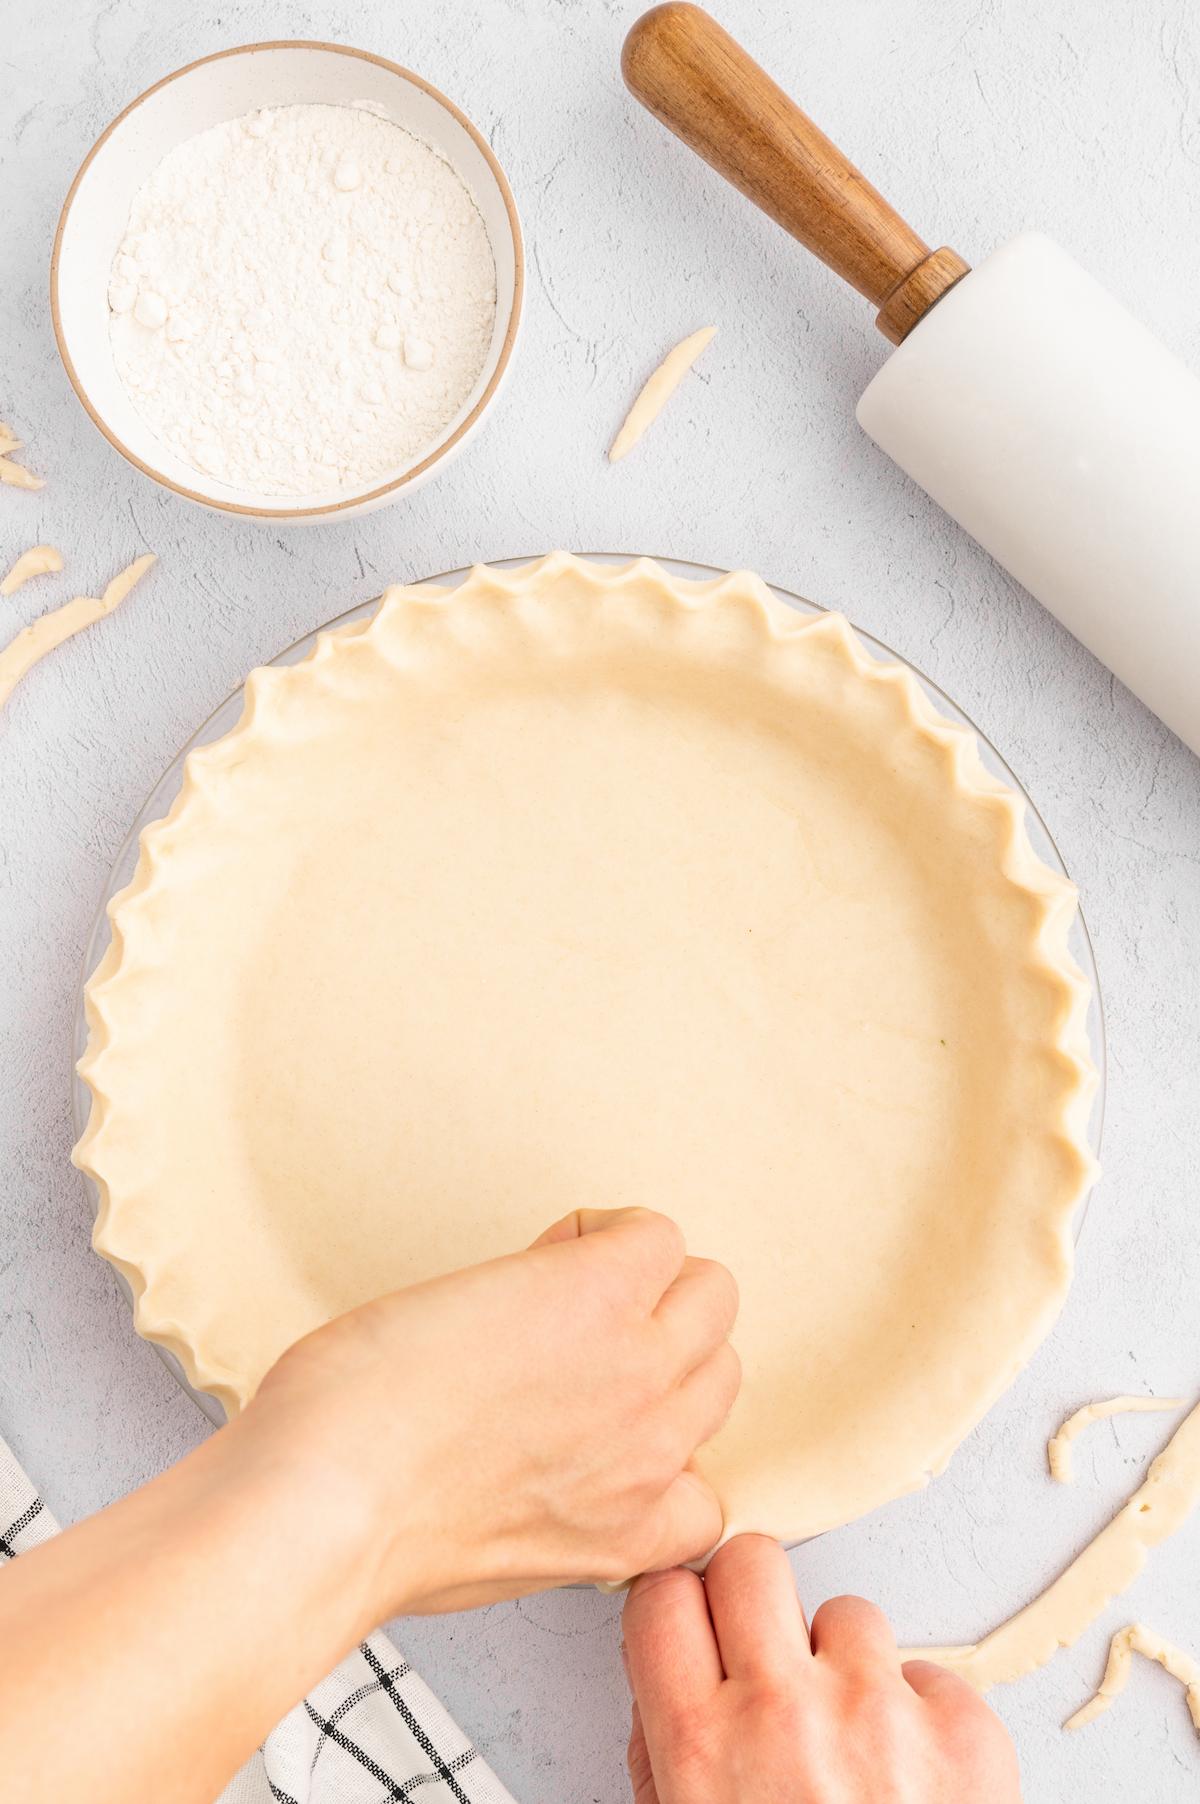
[703,1535,812,1682]
[623,1566,723,1744]
[533,1208,687,1305]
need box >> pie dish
[74,551,1098,1544]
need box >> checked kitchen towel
[0,1430,517,1804]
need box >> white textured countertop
[3,1,1200,1798]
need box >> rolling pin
[623,4,1200,756]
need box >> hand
[623,1536,1022,1803]
[243,1207,740,1617]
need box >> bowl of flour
[51,42,523,521]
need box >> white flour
[108,102,497,497]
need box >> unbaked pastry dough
[1066,1623,1200,1734]
[0,455,44,490]
[0,554,154,707]
[75,553,1096,1543]
[0,413,41,486]
[1,545,64,596]
[906,1393,1200,1689]
[1048,1395,1185,1484]
[609,328,715,461]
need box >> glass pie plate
[71,552,1107,1428]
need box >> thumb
[529,1209,588,1248]
[530,1206,670,1248]
[640,1467,724,1576]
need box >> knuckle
[702,1256,740,1321]
[630,1208,686,1264]
[689,1343,741,1441]
[610,1527,659,1587]
[660,1223,689,1274]
[715,1338,742,1401]
[642,1419,688,1488]
[583,1248,642,1320]
[617,1495,690,1579]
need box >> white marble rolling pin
[624,4,1200,756]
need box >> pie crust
[75,552,1098,1544]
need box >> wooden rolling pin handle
[622,3,969,343]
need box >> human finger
[668,1341,742,1458]
[626,1702,660,1804]
[624,1565,724,1742]
[529,1211,588,1248]
[654,1257,739,1376]
[902,1659,982,1705]
[810,1595,900,1674]
[636,1467,724,1577]
[572,1208,688,1305]
[703,1534,811,1681]
[530,1209,687,1305]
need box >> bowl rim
[49,38,525,520]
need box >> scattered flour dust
[109,102,497,497]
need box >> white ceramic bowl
[51,42,523,522]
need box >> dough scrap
[0,455,44,491]
[0,421,21,454]
[2,545,64,596]
[1049,1395,1185,1484]
[0,554,155,707]
[608,327,715,462]
[1065,1623,1200,1735]
[902,1393,1200,1690]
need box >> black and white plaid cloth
[0,1430,517,1804]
